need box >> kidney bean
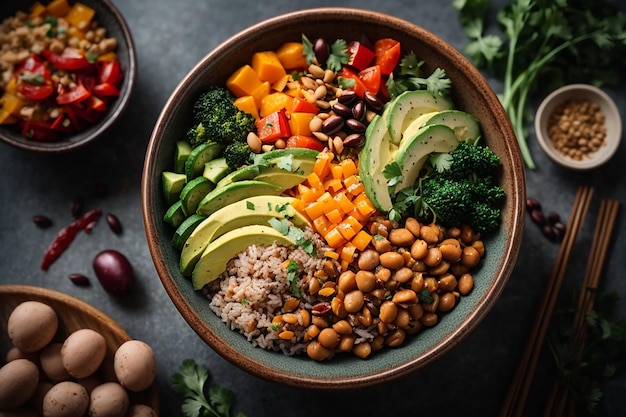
[345,118,366,133]
[529,209,545,226]
[364,91,383,112]
[92,249,135,296]
[32,215,53,229]
[313,38,329,65]
[352,100,366,121]
[321,115,344,135]
[331,102,353,119]
[542,225,558,241]
[343,133,365,148]
[337,90,358,106]
[526,198,542,212]
[68,273,90,286]
[547,211,561,224]
[106,213,123,235]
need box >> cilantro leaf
[326,38,350,72]
[383,161,404,190]
[385,51,452,99]
[301,34,316,65]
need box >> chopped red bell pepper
[338,67,367,98]
[288,97,319,115]
[93,82,120,97]
[16,55,54,101]
[50,113,74,133]
[374,38,401,75]
[358,65,382,95]
[43,48,92,71]
[255,109,291,143]
[347,41,376,71]
[286,135,326,152]
[21,120,59,142]
[57,81,91,105]
[98,60,123,85]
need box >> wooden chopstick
[499,185,594,417]
[542,199,620,417]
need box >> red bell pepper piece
[286,135,326,152]
[98,60,123,85]
[288,97,319,115]
[338,67,367,98]
[15,55,54,101]
[43,48,92,71]
[21,120,59,142]
[374,38,401,75]
[50,113,74,133]
[255,109,291,143]
[358,65,382,95]
[93,82,121,97]
[347,41,376,71]
[57,81,91,105]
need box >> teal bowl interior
[142,7,526,389]
[0,0,136,153]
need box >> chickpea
[389,228,415,247]
[428,260,450,276]
[337,270,357,293]
[394,308,411,329]
[311,315,330,329]
[343,290,365,313]
[424,247,443,267]
[352,342,372,359]
[357,249,380,271]
[332,320,353,335]
[437,273,458,292]
[331,297,348,319]
[420,312,439,327]
[392,267,413,284]
[423,292,440,313]
[375,266,391,283]
[304,324,321,342]
[372,235,392,253]
[317,328,340,349]
[410,239,428,260]
[424,277,438,293]
[385,329,406,347]
[307,341,332,361]
[458,273,474,295]
[392,289,418,307]
[439,238,462,261]
[407,303,424,321]
[371,335,385,351]
[419,224,439,244]
[461,246,481,267]
[410,272,425,293]
[450,262,470,277]
[354,306,373,327]
[460,224,478,245]
[405,320,423,335]
[472,240,485,257]
[338,334,356,352]
[404,217,421,237]
[379,252,404,269]
[438,292,457,312]
[379,300,398,324]
[355,270,378,293]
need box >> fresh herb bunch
[548,290,626,415]
[386,51,452,100]
[172,359,247,417]
[453,0,626,169]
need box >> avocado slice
[254,166,308,191]
[385,90,453,145]
[185,141,222,181]
[191,224,295,289]
[424,109,481,142]
[172,213,207,250]
[358,113,395,212]
[174,140,192,174]
[393,124,460,192]
[253,148,319,175]
[162,171,187,205]
[196,180,283,217]
[202,157,231,184]
[215,164,261,189]
[179,195,309,276]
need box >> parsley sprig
[172,359,246,417]
[386,51,452,99]
[302,34,350,72]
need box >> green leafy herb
[172,359,246,417]
[301,34,316,64]
[337,76,356,90]
[429,153,453,173]
[383,161,404,191]
[268,218,315,255]
[85,50,99,64]
[246,201,255,210]
[326,38,350,72]
[454,0,626,169]
[418,288,434,304]
[386,51,452,99]
[18,72,44,85]
[548,290,626,414]
[286,259,302,298]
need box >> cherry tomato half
[57,82,91,105]
[98,60,122,85]
[43,48,92,71]
[15,55,54,101]
[358,65,381,95]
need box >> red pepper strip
[42,48,91,71]
[57,82,91,105]
[50,113,73,133]
[21,121,59,142]
[98,60,122,85]
[286,135,326,152]
[347,41,376,71]
[255,109,291,143]
[93,82,120,97]
[287,97,319,115]
[40,209,102,271]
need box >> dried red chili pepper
[40,209,102,271]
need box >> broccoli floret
[187,86,256,148]
[416,141,505,235]
[223,141,254,170]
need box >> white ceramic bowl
[534,84,622,170]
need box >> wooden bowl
[0,285,159,413]
[0,0,137,153]
[142,7,526,389]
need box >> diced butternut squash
[252,51,287,84]
[259,92,292,118]
[47,0,71,17]
[29,2,47,18]
[272,74,291,93]
[250,81,271,109]
[233,95,260,120]
[226,65,264,98]
[276,42,308,70]
[289,112,314,136]
[64,2,96,30]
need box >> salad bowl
[142,7,526,389]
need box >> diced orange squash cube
[66,26,85,40]
[313,216,332,237]
[234,95,260,120]
[64,2,95,30]
[97,51,118,62]
[326,208,343,224]
[323,178,343,193]
[251,81,271,108]
[226,65,264,98]
[272,74,291,93]
[336,221,357,240]
[330,164,343,179]
[340,244,357,263]
[276,42,308,70]
[290,198,306,213]
[260,92,292,118]
[29,2,47,18]
[325,227,347,248]
[351,230,373,251]
[252,51,287,84]
[300,186,323,204]
[289,112,315,136]
[47,0,71,17]
[339,159,358,178]
[355,198,376,216]
[344,175,365,195]
[284,84,303,99]
[313,152,332,179]
[333,192,355,214]
[306,172,324,190]
[324,251,340,261]
[347,207,369,222]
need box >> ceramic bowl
[0,0,136,153]
[142,7,526,389]
[534,84,622,170]
[0,285,159,413]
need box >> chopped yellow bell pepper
[29,2,47,19]
[65,2,96,31]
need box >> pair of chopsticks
[542,198,621,417]
[499,185,595,417]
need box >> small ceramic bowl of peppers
[0,0,136,153]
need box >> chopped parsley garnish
[246,201,255,210]
[418,288,434,304]
[268,218,315,256]
[286,259,302,298]
[386,51,452,99]
[302,34,350,72]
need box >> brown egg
[61,329,106,379]
[113,340,157,392]
[89,382,129,417]
[40,343,71,382]
[0,359,39,410]
[7,301,58,352]
[42,381,88,417]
